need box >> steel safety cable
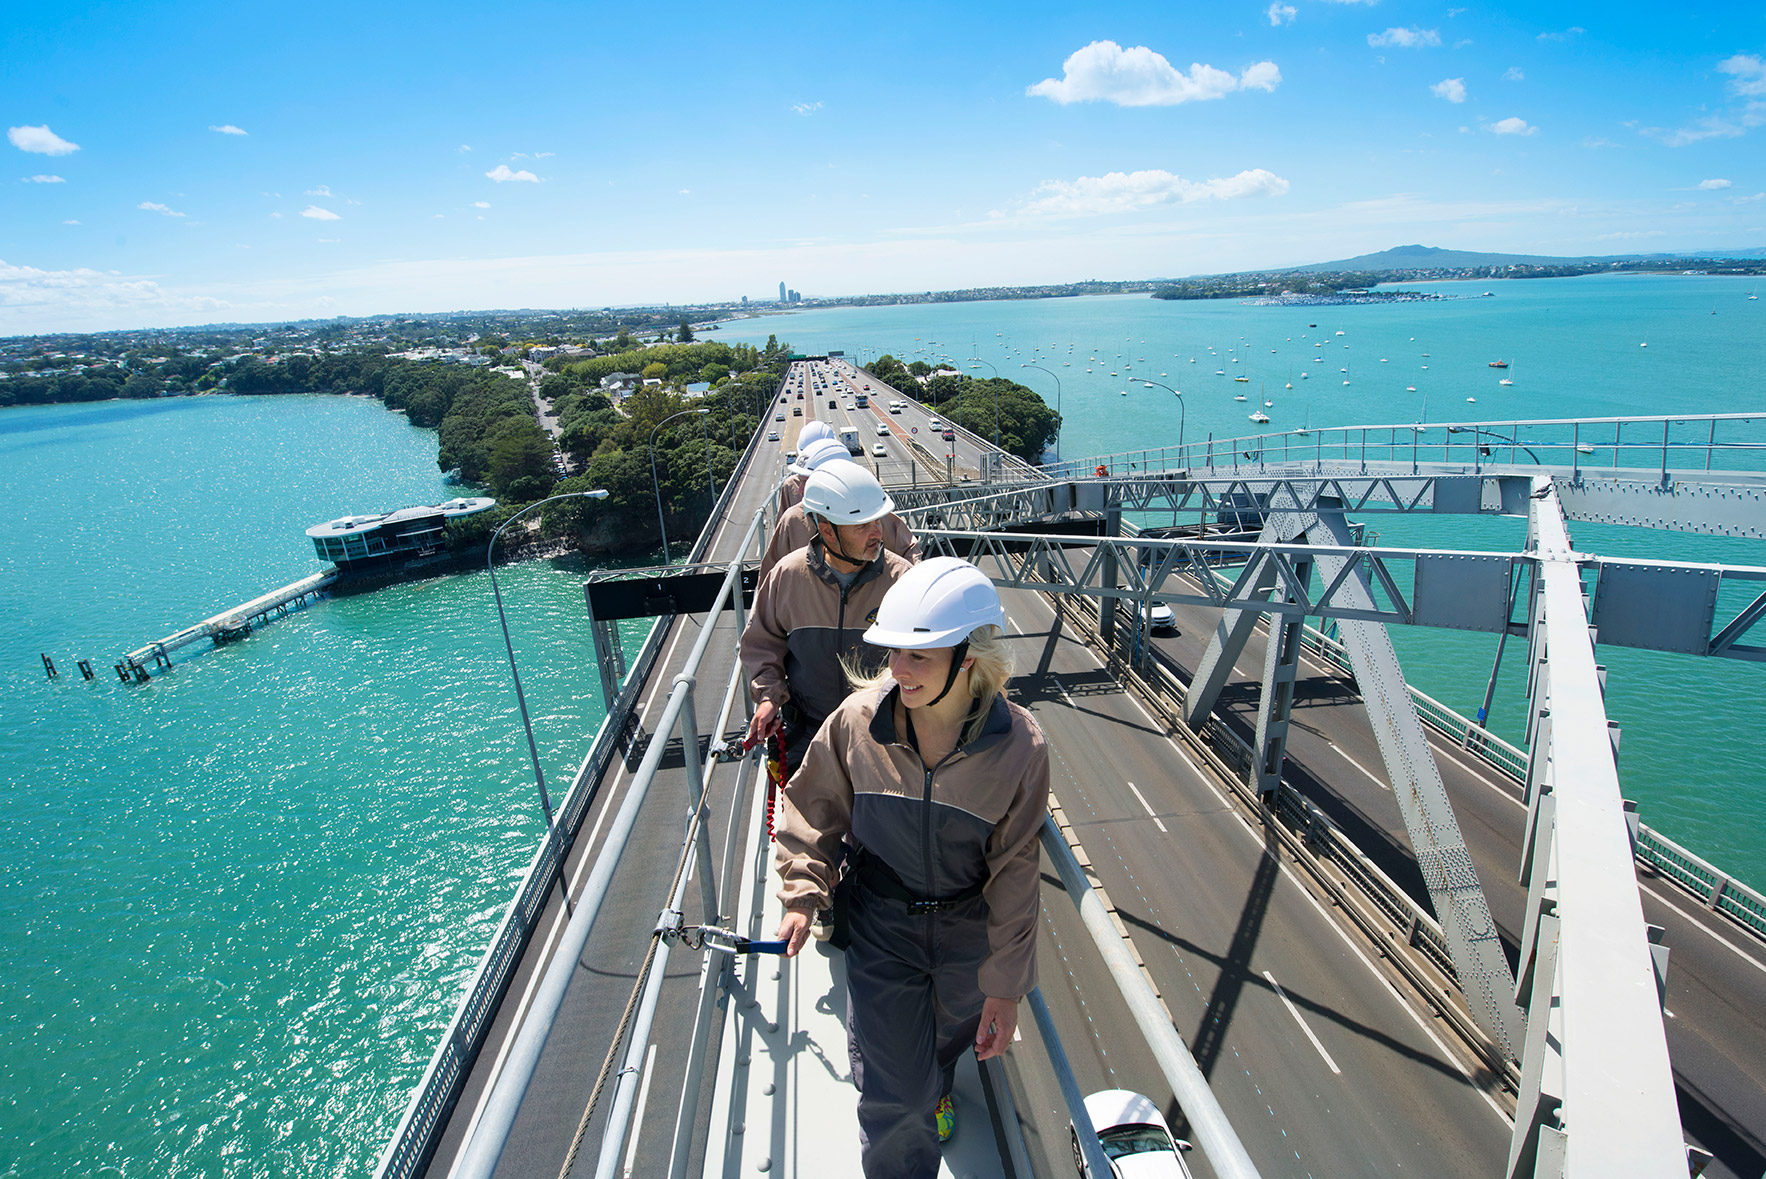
[555,756,722,1179]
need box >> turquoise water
[1,396,626,1177]
[6,275,1765,1179]
[722,274,1766,885]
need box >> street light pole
[1020,363,1062,465]
[1139,378,1186,454]
[967,358,999,449]
[489,488,608,915]
[650,407,709,566]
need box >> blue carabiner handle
[738,938,789,955]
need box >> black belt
[852,847,985,915]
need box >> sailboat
[1296,403,1313,435]
[1499,361,1514,388]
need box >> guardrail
[1044,412,1766,483]
[374,371,785,1179]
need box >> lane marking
[1275,857,1513,1127]
[1264,969,1342,1075]
[1638,879,1766,975]
[1126,782,1169,833]
[1328,741,1390,792]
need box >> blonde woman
[773,557,1049,1178]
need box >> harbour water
[1,395,634,1177]
[3,273,1763,1177]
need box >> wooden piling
[41,653,57,678]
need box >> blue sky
[2,0,1761,333]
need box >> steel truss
[894,467,1766,540]
[912,526,1766,661]
[1510,477,1684,1178]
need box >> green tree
[641,361,668,381]
[678,319,695,343]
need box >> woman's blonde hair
[846,623,1013,746]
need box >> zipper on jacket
[921,765,934,906]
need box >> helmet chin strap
[818,518,867,568]
[925,639,970,708]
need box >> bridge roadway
[414,364,1756,1179]
[1125,581,1766,1178]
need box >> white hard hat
[797,419,836,447]
[864,557,1003,649]
[789,436,850,476]
[802,462,895,527]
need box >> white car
[1142,603,1175,632]
[888,401,903,414]
[929,418,944,430]
[871,443,888,458]
[876,422,890,436]
[767,430,780,442]
[1071,1090,1194,1178]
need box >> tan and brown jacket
[740,540,912,728]
[757,502,920,584]
[774,683,1050,1000]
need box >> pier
[116,569,336,681]
[377,362,1766,1179]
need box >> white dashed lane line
[1328,741,1389,791]
[1125,781,1169,833]
[1264,969,1342,1076]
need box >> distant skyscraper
[779,281,786,302]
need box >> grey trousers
[845,883,989,1179]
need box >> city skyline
[2,1,1761,333]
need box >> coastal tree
[678,319,695,343]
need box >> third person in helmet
[759,444,920,584]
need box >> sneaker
[810,908,834,941]
[935,1094,955,1143]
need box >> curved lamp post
[1138,378,1186,453]
[489,487,609,913]
[651,407,709,566]
[1020,363,1062,464]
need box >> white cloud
[1538,27,1585,43]
[792,101,823,115]
[680,188,691,195]
[0,257,226,327]
[1431,78,1467,103]
[25,174,66,183]
[1267,3,1296,26]
[1368,27,1440,48]
[1698,178,1732,190]
[8,124,80,155]
[1718,54,1766,98]
[1027,41,1280,106]
[138,201,186,217]
[472,200,490,208]
[1736,191,1766,203]
[458,144,472,153]
[485,164,539,183]
[300,205,340,221]
[306,184,333,197]
[1015,167,1290,217]
[209,124,247,136]
[1504,67,1525,81]
[1491,116,1537,136]
[535,151,554,158]
[1597,230,1667,240]
[62,219,80,225]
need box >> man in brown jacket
[741,462,912,761]
[758,454,920,584]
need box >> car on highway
[889,401,903,413]
[792,407,802,416]
[767,430,780,442]
[828,399,837,409]
[844,400,856,410]
[1142,603,1175,632]
[871,442,887,458]
[775,412,785,421]
[941,428,956,442]
[929,418,944,430]
[1070,1090,1194,1178]
[875,422,890,436]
